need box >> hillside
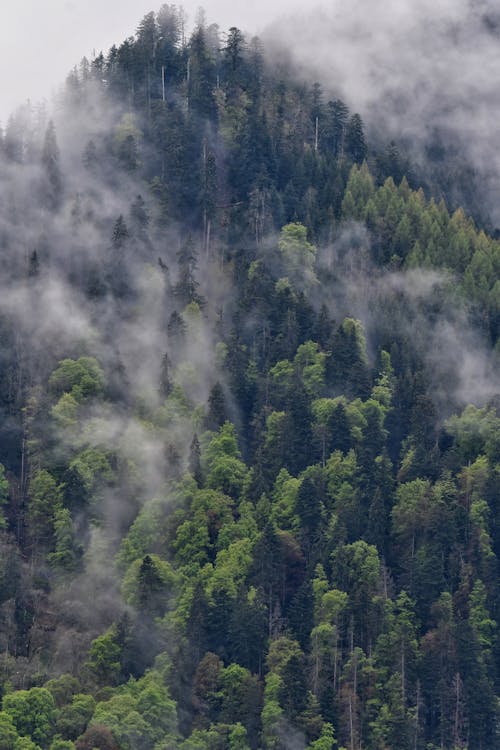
[0,5,498,750]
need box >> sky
[0,0,303,124]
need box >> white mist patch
[0,276,97,353]
[315,226,499,412]
[427,317,500,406]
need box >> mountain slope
[0,6,498,750]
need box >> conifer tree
[41,120,63,210]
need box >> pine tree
[345,114,367,164]
[111,215,129,249]
[41,120,63,210]
[189,433,203,485]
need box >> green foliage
[294,342,327,398]
[278,223,318,287]
[308,722,336,749]
[469,579,496,656]
[90,671,178,750]
[55,693,95,741]
[446,404,500,463]
[117,497,168,568]
[86,628,122,686]
[48,358,104,401]
[49,741,75,750]
[13,739,42,750]
[0,711,19,750]
[68,449,113,496]
[51,394,79,430]
[73,724,118,750]
[203,423,247,498]
[27,470,63,549]
[3,688,56,748]
[122,554,177,615]
[44,676,80,709]
[342,162,374,220]
[48,507,81,570]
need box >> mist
[264,0,500,224]
[0,74,237,672]
[311,224,500,416]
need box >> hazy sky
[0,0,301,124]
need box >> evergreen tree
[345,113,367,164]
[41,120,63,210]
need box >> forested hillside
[0,5,498,750]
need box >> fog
[6,0,500,226]
[264,0,500,224]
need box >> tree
[188,27,217,120]
[130,194,149,233]
[295,473,323,555]
[86,628,122,686]
[342,163,375,221]
[41,121,63,210]
[391,478,432,591]
[278,223,317,287]
[49,740,75,750]
[205,382,228,432]
[157,4,182,49]
[159,353,173,398]
[309,723,336,750]
[114,114,141,171]
[122,554,176,617]
[49,357,104,400]
[44,675,80,708]
[3,688,56,748]
[13,739,42,750]
[332,541,381,648]
[327,318,370,397]
[27,470,63,550]
[345,114,367,164]
[174,237,204,308]
[0,711,19,750]
[0,463,9,529]
[468,579,496,661]
[279,653,308,722]
[192,652,223,723]
[189,434,203,485]
[201,145,217,254]
[56,694,96,741]
[222,27,246,95]
[324,99,349,157]
[75,725,118,750]
[111,215,129,249]
[48,507,81,570]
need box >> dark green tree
[41,120,63,210]
[345,114,367,164]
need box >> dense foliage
[0,5,498,750]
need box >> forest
[0,4,498,749]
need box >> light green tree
[278,223,317,287]
[3,688,56,748]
